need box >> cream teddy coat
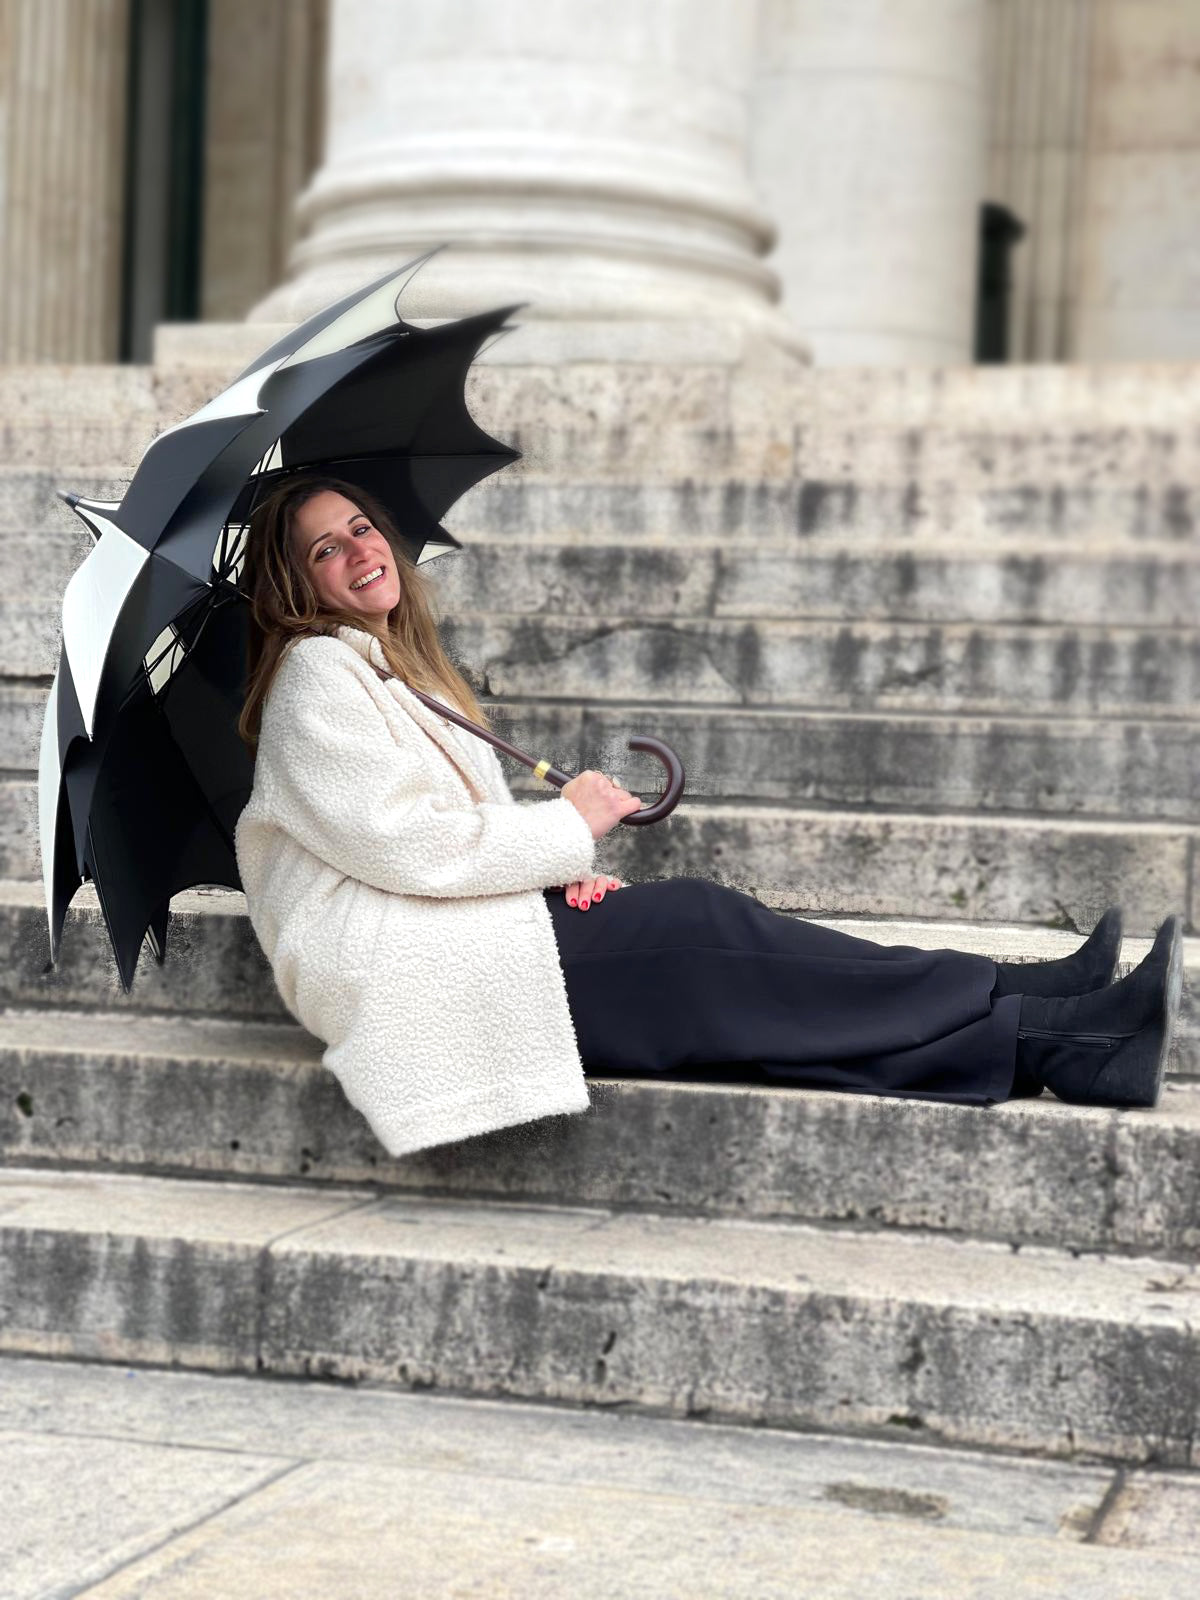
[233,622,601,1157]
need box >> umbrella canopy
[40,256,521,990]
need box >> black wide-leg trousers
[543,878,1022,1105]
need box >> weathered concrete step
[431,540,1200,627]
[6,606,1192,713]
[2,880,1196,1044]
[15,349,1200,429]
[466,357,1200,431]
[17,397,1200,489]
[791,422,1200,491]
[2,1165,1197,1463]
[498,706,1200,821]
[3,1008,1198,1260]
[0,418,161,473]
[4,469,1199,568]
[441,615,1199,717]
[487,421,1200,488]
[12,355,1200,476]
[158,346,1200,428]
[448,478,1200,545]
[2,461,1195,551]
[5,788,1195,916]
[0,468,131,532]
[20,470,1193,554]
[0,365,156,409]
[3,763,1199,926]
[16,524,1198,628]
[4,693,1194,822]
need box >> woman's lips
[350,567,385,593]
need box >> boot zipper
[1017,1027,1116,1046]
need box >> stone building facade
[1,0,1198,366]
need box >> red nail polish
[595,892,603,900]
[568,898,576,906]
[581,900,589,909]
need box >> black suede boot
[1014,916,1183,1107]
[991,907,1123,998]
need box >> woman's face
[290,489,402,620]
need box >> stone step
[7,602,1192,713]
[2,881,1196,1047]
[3,700,1196,831]
[156,343,1200,426]
[463,357,1200,431]
[7,797,1197,935]
[4,470,1196,562]
[0,468,132,532]
[16,391,1200,489]
[5,402,1200,535]
[10,352,1199,432]
[448,477,1199,545]
[0,365,155,411]
[8,356,1200,500]
[73,352,1200,437]
[487,421,1200,488]
[2,752,1198,921]
[2,1164,1197,1463]
[3,1007,1198,1260]
[508,708,1199,821]
[440,615,1198,717]
[14,523,1198,628]
[431,539,1200,628]
[0,418,160,473]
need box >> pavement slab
[2,1354,1199,1599]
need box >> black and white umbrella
[39,255,521,989]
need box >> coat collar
[333,624,490,803]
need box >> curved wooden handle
[404,687,685,825]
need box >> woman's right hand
[562,769,644,840]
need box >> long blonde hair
[236,473,492,749]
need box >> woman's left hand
[564,874,625,910]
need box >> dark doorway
[120,0,208,362]
[975,202,1026,364]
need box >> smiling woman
[231,470,1184,1163]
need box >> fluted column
[752,0,987,365]
[0,0,130,362]
[250,0,798,353]
[1074,0,1200,360]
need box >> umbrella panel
[83,677,245,991]
[46,289,521,990]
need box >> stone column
[751,0,988,365]
[0,0,130,362]
[1074,0,1200,360]
[249,0,799,357]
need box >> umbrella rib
[114,588,229,718]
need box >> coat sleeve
[256,638,598,897]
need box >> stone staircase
[1,353,1198,1469]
